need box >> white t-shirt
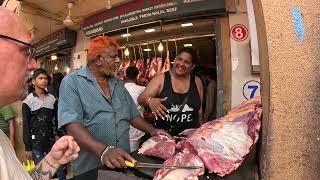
[124,83,146,152]
[0,129,32,180]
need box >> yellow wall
[257,0,320,179]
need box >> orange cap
[87,36,119,62]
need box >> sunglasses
[0,34,36,61]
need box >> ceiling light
[51,55,57,60]
[144,28,156,33]
[121,33,131,37]
[184,44,193,47]
[181,23,193,27]
[124,47,130,56]
[54,64,58,70]
[158,42,164,52]
[144,48,152,52]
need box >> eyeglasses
[0,34,36,61]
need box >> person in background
[48,72,64,100]
[0,6,79,180]
[22,68,66,180]
[138,47,204,136]
[0,105,15,148]
[204,71,217,122]
[124,66,146,152]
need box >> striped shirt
[58,65,140,176]
[0,105,14,137]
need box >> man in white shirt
[124,66,146,152]
[0,7,80,180]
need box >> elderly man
[58,36,171,179]
[0,7,80,180]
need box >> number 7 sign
[243,80,260,100]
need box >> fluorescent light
[144,48,152,52]
[144,28,156,33]
[184,44,192,47]
[121,33,131,37]
[181,23,193,27]
[51,55,57,60]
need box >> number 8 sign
[231,24,248,42]
[243,80,260,100]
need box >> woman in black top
[138,47,203,136]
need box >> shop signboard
[83,0,225,37]
[34,28,77,57]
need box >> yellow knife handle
[125,160,135,167]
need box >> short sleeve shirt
[0,105,14,137]
[58,65,140,176]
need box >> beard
[102,64,117,77]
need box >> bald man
[0,7,80,180]
[58,36,172,180]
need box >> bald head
[0,7,28,39]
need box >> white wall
[229,0,260,107]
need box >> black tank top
[155,71,201,136]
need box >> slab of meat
[228,96,261,115]
[161,55,171,73]
[147,57,158,80]
[154,150,205,180]
[178,106,262,177]
[117,60,130,80]
[135,59,145,80]
[156,57,163,74]
[138,135,176,160]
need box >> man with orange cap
[58,36,171,179]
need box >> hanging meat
[153,150,205,180]
[161,51,171,73]
[147,57,158,81]
[138,135,176,160]
[117,59,130,80]
[156,57,163,74]
[135,59,145,80]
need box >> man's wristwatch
[100,146,115,165]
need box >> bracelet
[43,157,59,169]
[100,146,115,165]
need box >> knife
[125,160,201,169]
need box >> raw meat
[227,96,261,115]
[154,150,205,180]
[138,135,176,160]
[161,55,171,73]
[178,106,262,177]
[135,59,145,80]
[147,57,158,80]
[156,57,163,74]
[144,58,151,79]
[178,128,197,138]
[117,59,130,80]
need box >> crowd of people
[0,6,217,180]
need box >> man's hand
[148,97,168,119]
[102,147,136,169]
[25,151,33,160]
[46,135,80,167]
[149,128,173,140]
